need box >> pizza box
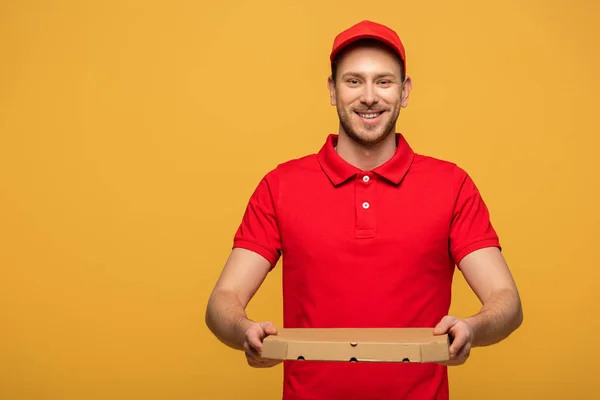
[261,327,450,363]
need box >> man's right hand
[240,320,282,368]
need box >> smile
[355,111,384,124]
[356,112,383,119]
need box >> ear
[327,76,337,106]
[400,76,412,108]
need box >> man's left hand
[433,315,474,366]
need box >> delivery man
[205,20,523,400]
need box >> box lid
[261,328,450,363]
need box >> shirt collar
[317,133,415,186]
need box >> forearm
[465,288,523,347]
[205,289,253,351]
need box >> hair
[330,38,405,84]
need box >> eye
[347,79,360,85]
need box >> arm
[434,246,523,364]
[461,246,523,347]
[205,247,280,367]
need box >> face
[328,44,411,147]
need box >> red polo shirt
[233,133,500,400]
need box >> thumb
[434,316,456,335]
[260,321,278,336]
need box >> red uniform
[233,133,500,399]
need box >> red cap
[330,20,406,74]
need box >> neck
[335,131,397,171]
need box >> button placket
[355,174,376,238]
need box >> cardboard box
[261,328,450,363]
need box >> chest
[277,173,458,328]
[277,176,453,272]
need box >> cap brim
[330,34,403,63]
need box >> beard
[337,104,400,147]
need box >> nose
[360,83,378,107]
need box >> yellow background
[1,0,599,399]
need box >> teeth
[358,112,381,119]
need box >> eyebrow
[341,71,398,80]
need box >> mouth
[355,111,384,124]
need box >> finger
[449,321,473,355]
[246,329,264,351]
[438,342,471,366]
[245,350,282,368]
[448,328,468,356]
[454,342,471,360]
[261,359,283,367]
[246,351,262,366]
[243,341,261,359]
[442,344,471,366]
[255,356,281,367]
[246,343,261,357]
[245,347,264,364]
[433,316,456,335]
[261,321,278,336]
[248,357,282,368]
[437,358,462,367]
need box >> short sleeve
[449,167,501,266]
[233,170,282,268]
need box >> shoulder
[410,153,482,205]
[249,153,319,199]
[411,153,469,183]
[261,153,320,182]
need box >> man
[206,20,523,400]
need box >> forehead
[335,44,402,76]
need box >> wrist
[464,314,483,347]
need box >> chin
[348,129,391,146]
